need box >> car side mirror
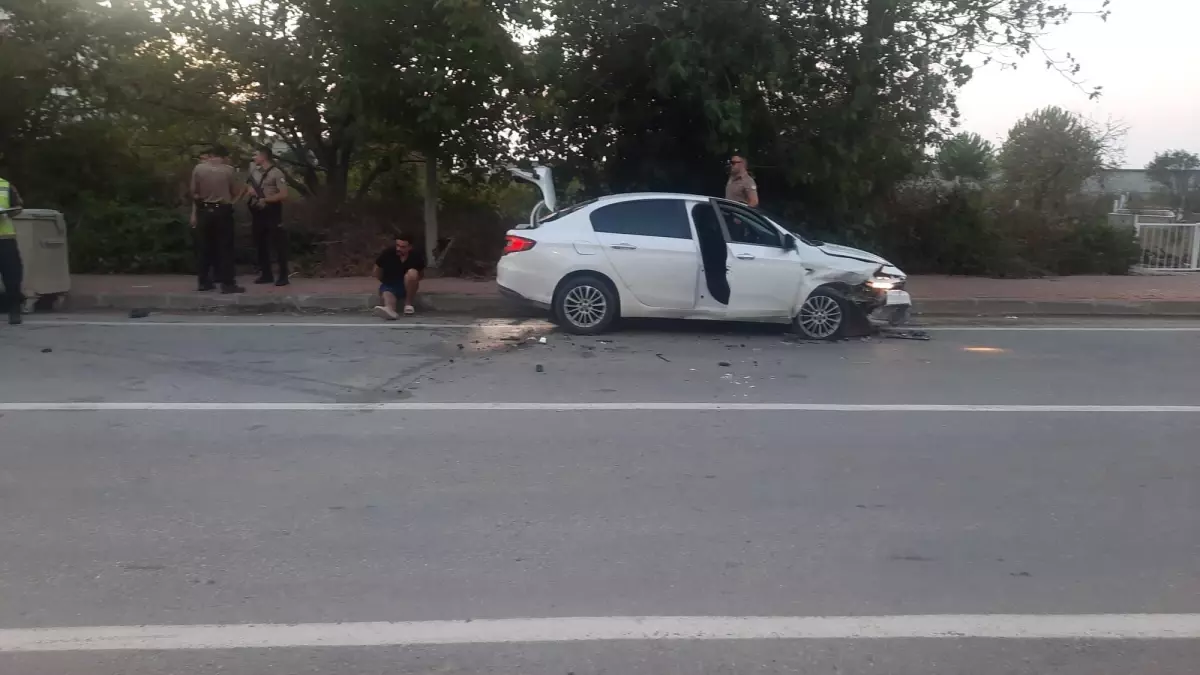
[782,233,797,250]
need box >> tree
[936,133,996,182]
[1145,150,1200,210]
[335,0,537,257]
[1,0,233,210]
[524,0,1111,226]
[998,106,1124,212]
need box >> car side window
[717,203,783,248]
[589,199,692,240]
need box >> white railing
[1133,219,1200,272]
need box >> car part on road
[553,275,617,334]
[883,329,932,341]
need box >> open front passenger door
[711,200,807,320]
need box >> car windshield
[753,209,822,246]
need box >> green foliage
[69,202,193,274]
[5,0,1128,278]
[877,179,1000,275]
[998,106,1122,212]
[936,133,996,183]
[523,0,1103,225]
[1145,149,1200,210]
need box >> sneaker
[220,284,246,294]
[8,311,22,325]
[372,306,399,321]
[197,283,216,292]
[254,276,274,285]
[403,304,416,316]
[274,278,290,287]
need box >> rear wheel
[794,287,846,340]
[553,275,617,335]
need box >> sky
[956,0,1199,168]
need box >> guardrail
[1133,220,1200,272]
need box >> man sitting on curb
[372,234,426,320]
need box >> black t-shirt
[375,247,427,286]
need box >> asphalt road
[1,314,1199,674]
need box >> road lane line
[2,402,1200,412]
[22,320,548,329]
[919,326,1200,332]
[21,320,1200,331]
[3,614,1200,651]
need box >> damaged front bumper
[846,274,913,328]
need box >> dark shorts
[379,283,405,299]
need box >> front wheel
[794,288,847,340]
[553,275,617,335]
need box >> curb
[63,292,538,317]
[62,293,1200,318]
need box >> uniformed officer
[190,145,245,293]
[725,154,759,207]
[0,176,24,325]
[246,146,290,286]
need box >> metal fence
[1133,220,1200,272]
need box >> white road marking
[920,326,1200,332]
[3,614,1200,652]
[20,319,1200,331]
[23,320,548,329]
[1,402,1198,412]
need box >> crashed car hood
[817,243,890,266]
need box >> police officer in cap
[725,154,759,207]
[190,145,245,293]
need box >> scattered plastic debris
[884,330,931,341]
[538,337,547,344]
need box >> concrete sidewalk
[61,273,1200,317]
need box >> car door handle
[735,253,756,260]
[610,243,638,250]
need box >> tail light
[503,235,536,255]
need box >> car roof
[595,192,704,203]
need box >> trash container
[12,209,70,311]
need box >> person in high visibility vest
[0,177,24,325]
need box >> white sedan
[497,191,912,338]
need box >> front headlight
[866,265,905,290]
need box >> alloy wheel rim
[563,285,607,328]
[798,295,843,338]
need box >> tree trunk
[423,152,439,265]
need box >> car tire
[794,287,847,340]
[553,275,617,335]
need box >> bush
[875,178,1004,275]
[1003,208,1142,275]
[871,179,1139,277]
[69,202,193,274]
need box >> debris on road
[41,348,52,353]
[129,309,150,319]
[538,336,547,344]
[535,364,545,373]
[718,361,731,367]
[656,353,670,362]
[884,330,932,341]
